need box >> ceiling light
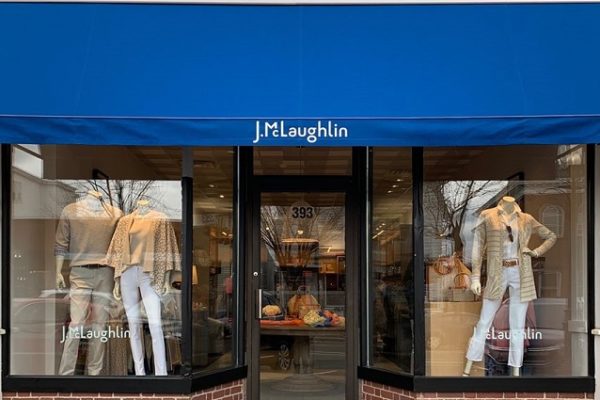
[209,184,215,188]
[396,178,403,182]
[392,184,398,188]
[219,194,225,199]
[387,190,393,194]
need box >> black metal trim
[190,366,248,392]
[348,146,366,400]
[358,366,415,391]
[412,376,596,393]
[242,147,259,400]
[362,147,373,366]
[586,143,595,378]
[181,175,193,376]
[3,376,191,394]
[358,367,595,393]
[412,147,425,376]
[233,147,247,367]
[2,366,248,394]
[1,144,11,378]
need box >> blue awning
[1,4,600,146]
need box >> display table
[261,322,345,392]
[261,323,345,374]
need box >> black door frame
[243,148,365,400]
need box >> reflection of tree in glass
[424,180,495,255]
[261,205,344,268]
[58,180,176,216]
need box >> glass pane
[10,145,183,376]
[254,147,352,175]
[370,148,413,373]
[259,192,346,399]
[191,147,235,371]
[424,145,588,377]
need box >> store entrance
[246,169,358,399]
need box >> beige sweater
[106,210,181,293]
[55,200,123,266]
[471,206,556,302]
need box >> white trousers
[466,266,529,368]
[121,266,167,375]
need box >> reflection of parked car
[11,289,185,375]
[485,298,567,376]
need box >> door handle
[256,288,263,319]
[591,328,600,336]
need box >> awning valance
[1,116,599,147]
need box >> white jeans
[121,266,167,375]
[466,266,529,368]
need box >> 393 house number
[291,206,314,219]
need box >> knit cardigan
[106,210,181,293]
[471,206,556,302]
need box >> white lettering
[471,327,543,341]
[253,120,349,144]
[61,325,131,344]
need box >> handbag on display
[287,286,320,319]
[427,253,473,302]
[452,255,472,290]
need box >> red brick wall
[2,379,245,400]
[191,379,245,400]
[360,380,593,400]
[4,379,593,400]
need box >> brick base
[360,380,594,400]
[2,379,245,400]
[4,379,593,400]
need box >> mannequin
[463,196,556,377]
[106,199,180,376]
[55,190,122,375]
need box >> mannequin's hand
[523,247,537,257]
[163,281,171,295]
[56,274,66,290]
[113,280,122,301]
[470,280,482,296]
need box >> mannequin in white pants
[115,265,169,376]
[463,196,556,377]
[464,267,528,376]
[111,200,173,376]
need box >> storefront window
[370,148,413,373]
[424,145,588,377]
[191,147,235,371]
[10,145,183,376]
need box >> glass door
[255,191,347,399]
